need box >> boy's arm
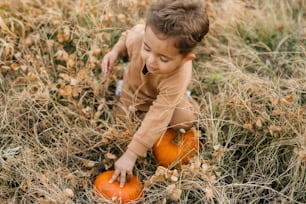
[111,30,128,58]
[102,24,144,77]
[111,88,184,186]
[127,94,178,156]
[127,69,192,157]
[112,24,145,57]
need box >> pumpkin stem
[172,128,185,145]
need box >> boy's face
[141,26,194,74]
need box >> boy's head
[146,0,209,56]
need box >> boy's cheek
[140,50,147,62]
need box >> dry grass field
[0,0,305,203]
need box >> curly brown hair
[146,0,209,56]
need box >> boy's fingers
[119,170,126,188]
[127,170,133,177]
[103,67,109,77]
[126,171,133,181]
[103,67,110,77]
[109,170,120,183]
[102,61,108,73]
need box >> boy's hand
[101,51,119,77]
[109,149,138,188]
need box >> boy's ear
[182,53,196,63]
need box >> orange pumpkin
[153,128,199,168]
[93,170,143,203]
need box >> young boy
[102,0,209,187]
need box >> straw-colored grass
[1,0,305,203]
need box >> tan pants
[114,96,200,131]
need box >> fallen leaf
[61,188,74,199]
[46,39,55,49]
[170,175,178,182]
[10,63,19,71]
[117,14,127,23]
[272,108,284,116]
[243,123,253,131]
[20,180,29,191]
[201,171,217,184]
[155,166,168,176]
[72,86,81,98]
[281,95,294,105]
[55,50,69,62]
[27,72,37,81]
[145,166,180,186]
[67,53,76,68]
[24,34,40,47]
[82,160,96,168]
[59,73,71,82]
[204,187,214,200]
[14,76,27,84]
[58,85,72,97]
[269,97,279,106]
[82,106,93,118]
[269,125,282,135]
[166,184,182,201]
[298,107,304,116]
[255,118,263,128]
[20,65,28,72]
[201,162,211,172]
[65,173,76,181]
[145,174,165,186]
[57,26,70,43]
[91,48,101,56]
[105,152,117,159]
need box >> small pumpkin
[153,128,199,168]
[93,170,143,203]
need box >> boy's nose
[147,55,156,65]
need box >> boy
[102,0,209,187]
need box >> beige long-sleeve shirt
[113,24,193,157]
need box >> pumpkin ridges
[178,129,199,164]
[153,128,199,167]
[157,128,176,145]
[93,170,143,203]
[153,129,179,166]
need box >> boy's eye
[143,45,150,51]
[160,56,169,63]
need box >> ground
[0,0,305,203]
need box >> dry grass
[1,0,305,203]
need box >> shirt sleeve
[112,30,128,57]
[112,24,145,58]
[127,68,192,157]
